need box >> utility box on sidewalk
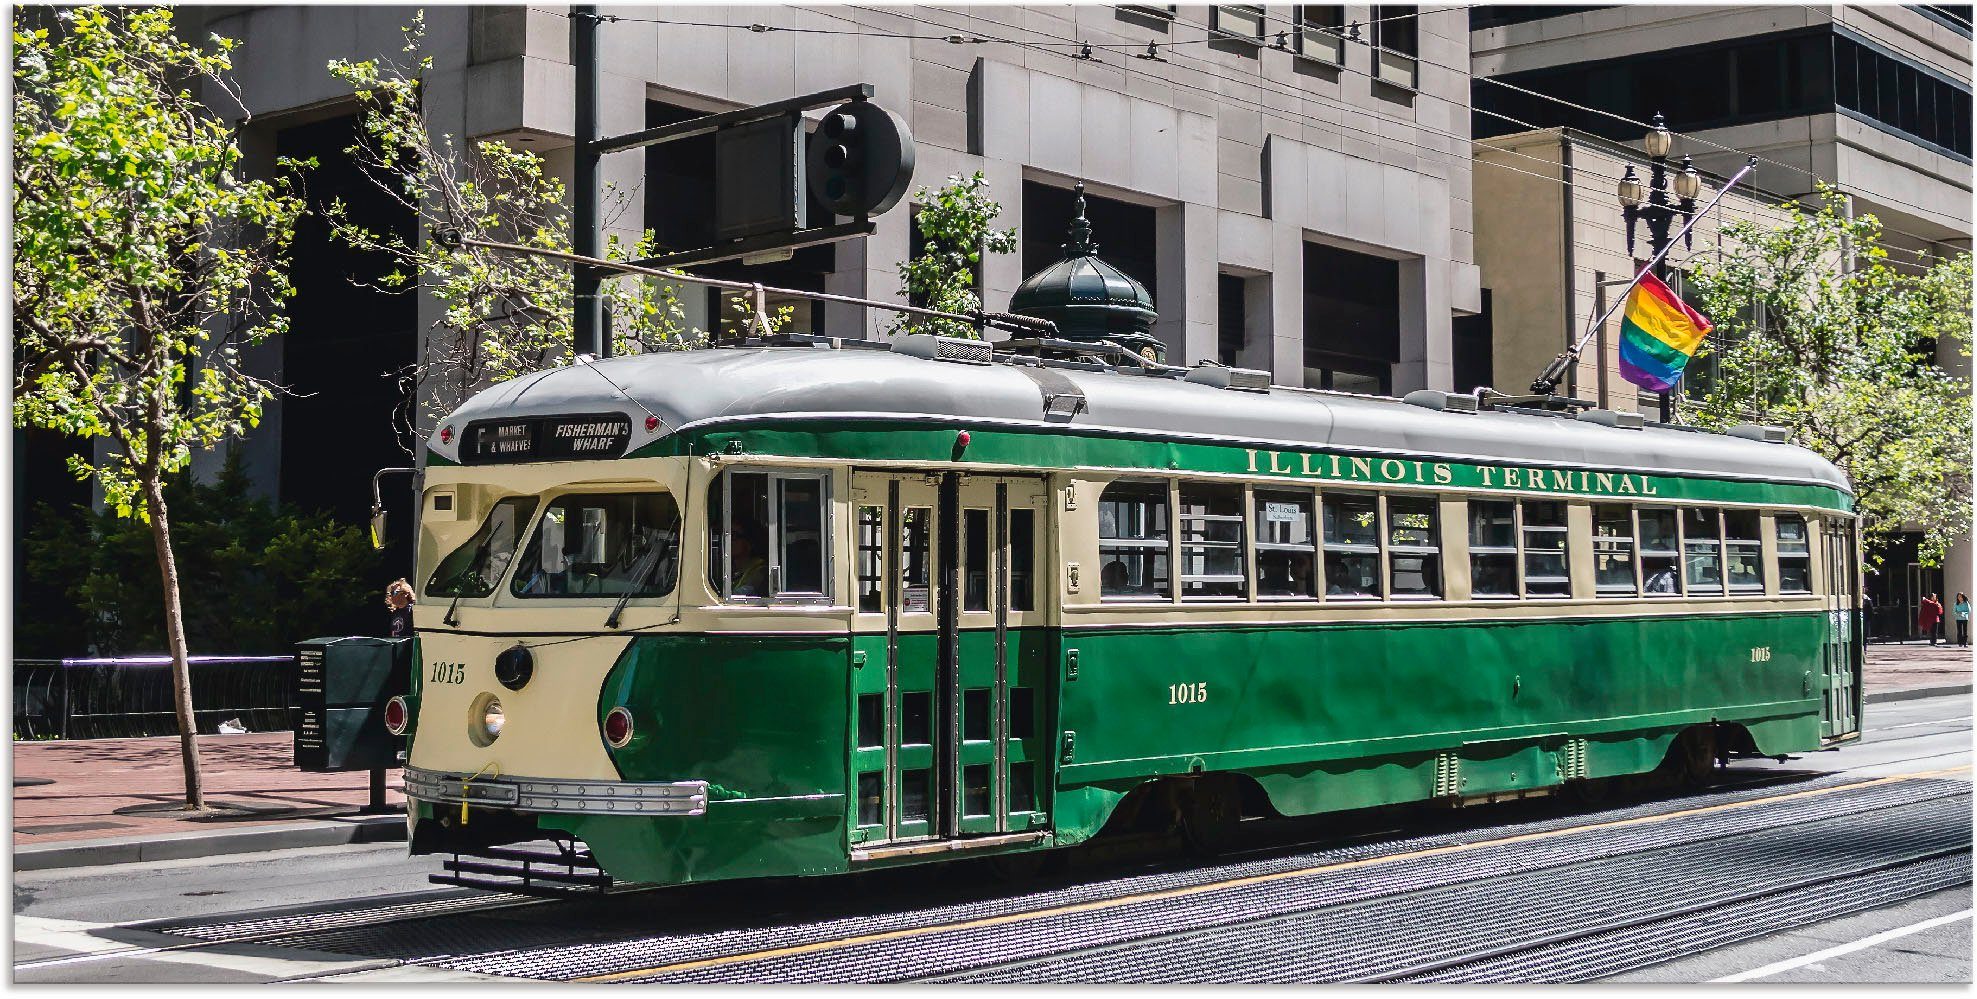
[294,636,410,772]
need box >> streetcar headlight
[383,695,409,736]
[603,706,634,749]
[469,692,504,747]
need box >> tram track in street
[110,764,1962,983]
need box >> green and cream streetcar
[395,328,1863,891]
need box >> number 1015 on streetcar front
[390,335,1863,891]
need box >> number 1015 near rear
[389,337,1863,891]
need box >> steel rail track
[1407,853,1974,983]
[934,800,1970,983]
[72,767,1967,982]
[570,776,1967,983]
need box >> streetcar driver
[730,525,768,597]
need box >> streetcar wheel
[1661,727,1718,788]
[986,849,1049,882]
[1180,776,1244,856]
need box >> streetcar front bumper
[404,765,709,816]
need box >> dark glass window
[511,492,682,599]
[1099,481,1171,599]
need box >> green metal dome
[1008,183,1164,362]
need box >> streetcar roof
[430,346,1850,494]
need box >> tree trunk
[144,475,205,809]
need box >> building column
[1394,256,1453,394]
[1155,202,1217,365]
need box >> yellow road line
[577,766,1972,982]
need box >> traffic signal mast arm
[438,232,1058,342]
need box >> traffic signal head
[806,101,915,218]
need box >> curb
[14,813,406,872]
[1864,683,1972,705]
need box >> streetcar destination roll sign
[463,413,633,464]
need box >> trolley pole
[572,5,605,358]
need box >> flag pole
[1529,155,1758,397]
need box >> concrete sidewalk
[1861,642,1972,701]
[10,642,1967,872]
[13,732,404,870]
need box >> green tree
[325,16,717,446]
[894,172,1019,339]
[1685,186,1972,565]
[13,7,308,805]
[19,452,381,660]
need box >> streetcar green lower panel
[433,611,1830,884]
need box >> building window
[1522,500,1571,596]
[706,470,832,602]
[1117,3,1179,20]
[1293,5,1346,64]
[1776,514,1814,594]
[1469,499,1520,598]
[1372,5,1420,89]
[1211,4,1268,43]
[1724,509,1766,593]
[1386,495,1442,598]
[1834,35,1972,159]
[1304,242,1400,396]
[1099,481,1171,599]
[1638,507,1683,596]
[1682,508,1726,596]
[1256,490,1319,599]
[1593,504,1638,597]
[1217,273,1247,367]
[1179,483,1247,600]
[1323,491,1382,599]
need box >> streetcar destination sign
[464,413,633,464]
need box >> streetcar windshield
[511,492,681,598]
[427,496,539,598]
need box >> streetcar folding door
[1820,518,1862,741]
[847,471,1050,851]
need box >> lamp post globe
[1674,155,1703,201]
[1643,112,1673,159]
[1617,165,1646,208]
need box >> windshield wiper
[605,541,670,630]
[442,535,500,627]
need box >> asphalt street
[13,692,1970,983]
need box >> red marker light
[439,425,454,445]
[956,430,971,448]
[645,415,660,433]
[603,706,634,748]
[383,695,409,736]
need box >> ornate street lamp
[1618,113,1702,422]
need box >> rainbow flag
[1618,272,1712,393]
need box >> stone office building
[134,4,1486,528]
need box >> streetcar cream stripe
[576,766,1971,982]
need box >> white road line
[1710,909,1973,982]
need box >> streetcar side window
[1322,491,1381,599]
[706,470,832,602]
[1386,495,1442,599]
[1776,514,1813,594]
[1682,508,1725,596]
[1178,482,1246,600]
[1638,507,1682,597]
[1592,505,1638,597]
[1098,481,1171,600]
[1723,509,1765,594]
[1255,489,1318,600]
[1521,500,1571,597]
[1468,499,1517,599]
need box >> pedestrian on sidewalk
[1918,592,1944,646]
[1955,592,1970,648]
[385,578,416,638]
